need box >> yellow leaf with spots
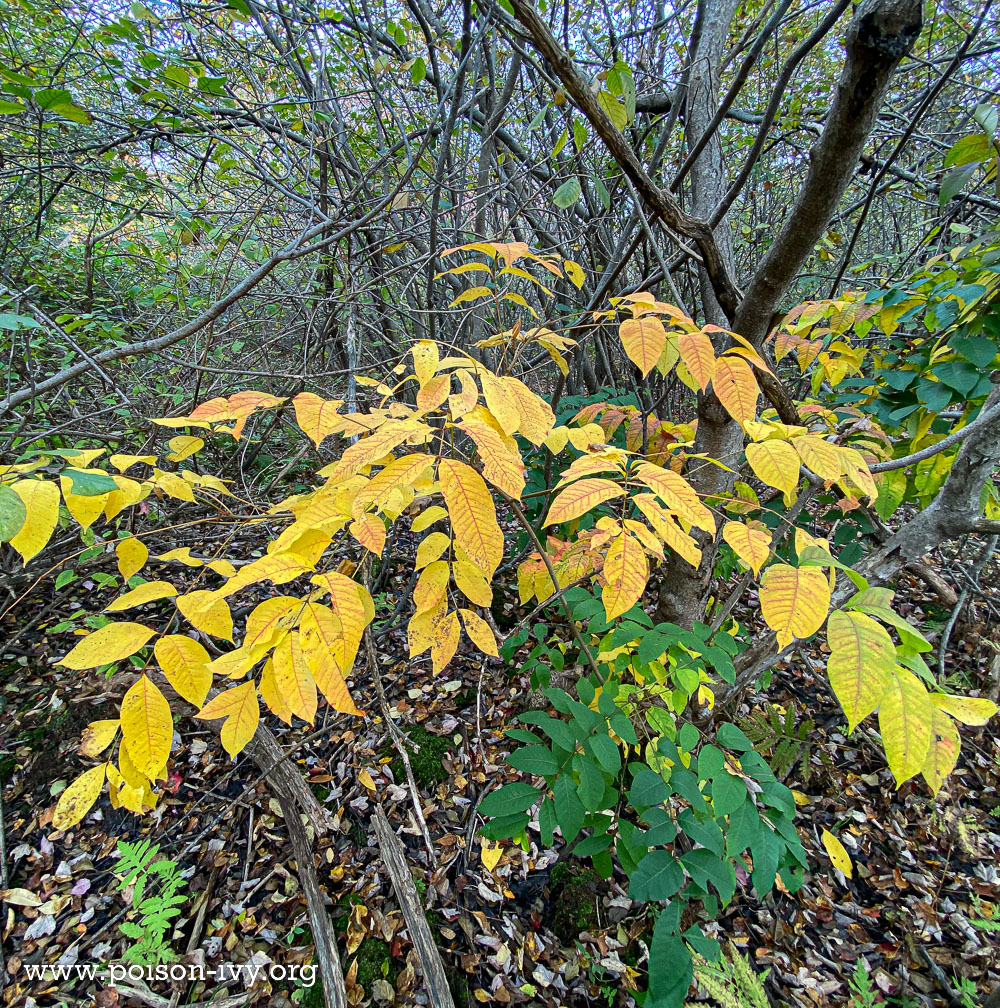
[154,635,212,707]
[117,537,149,579]
[106,581,178,612]
[712,356,759,428]
[879,667,933,785]
[759,564,829,648]
[721,521,770,575]
[8,478,60,562]
[412,340,441,383]
[745,440,800,498]
[601,533,648,621]
[196,681,260,758]
[120,674,173,778]
[271,632,317,725]
[176,590,233,641]
[292,392,343,447]
[438,459,503,577]
[826,611,894,731]
[460,608,498,656]
[544,477,625,526]
[619,316,667,377]
[431,609,461,673]
[453,560,492,606]
[78,720,119,758]
[52,764,107,830]
[930,693,998,726]
[60,621,154,669]
[821,829,853,879]
[922,708,961,795]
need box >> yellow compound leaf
[479,371,520,436]
[745,440,800,498]
[601,533,648,621]
[438,459,504,578]
[712,356,759,428]
[721,521,770,575]
[430,609,461,673]
[8,478,60,562]
[292,392,343,447]
[821,829,853,879]
[634,463,715,533]
[78,720,119,758]
[176,590,234,641]
[544,477,625,526]
[271,632,317,725]
[930,693,998,726]
[60,621,154,669]
[677,331,716,391]
[922,708,961,795]
[59,475,109,530]
[826,611,894,731]
[116,537,149,579]
[879,667,934,785]
[460,608,498,656]
[196,681,260,758]
[166,435,204,462]
[52,764,107,831]
[619,316,667,377]
[106,581,178,612]
[759,564,830,649]
[154,635,212,707]
[453,560,493,606]
[412,505,448,532]
[120,674,173,778]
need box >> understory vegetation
[1,0,999,1007]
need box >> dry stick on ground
[372,805,457,1008]
[276,791,348,1008]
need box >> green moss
[297,957,324,1008]
[353,937,392,988]
[387,725,450,787]
[0,756,15,785]
[548,861,602,943]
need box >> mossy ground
[352,937,392,988]
[385,724,451,787]
[547,861,603,943]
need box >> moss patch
[386,725,451,787]
[352,937,392,989]
[547,861,603,943]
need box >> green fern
[739,702,828,785]
[114,839,187,966]
[687,944,769,1008]
[847,962,877,1008]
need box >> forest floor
[1,526,999,1008]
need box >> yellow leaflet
[417,373,451,412]
[60,621,154,669]
[793,435,841,482]
[176,590,233,641]
[271,632,317,725]
[745,439,800,499]
[154,635,212,707]
[930,693,998,726]
[298,603,365,715]
[154,546,202,567]
[350,513,386,555]
[104,476,148,522]
[52,764,107,831]
[677,331,716,391]
[453,560,492,606]
[449,369,480,419]
[244,596,301,651]
[758,564,829,649]
[438,459,504,578]
[922,708,961,795]
[120,674,173,779]
[820,829,853,879]
[9,478,60,562]
[601,532,648,621]
[431,609,461,673]
[220,549,317,596]
[259,657,294,725]
[78,720,119,758]
[878,667,933,785]
[412,505,448,532]
[826,611,894,732]
[208,559,237,578]
[309,571,374,669]
[563,259,585,289]
[166,435,203,462]
[352,453,436,517]
[619,316,667,377]
[632,495,701,568]
[110,454,156,472]
[634,463,715,533]
[196,681,260,758]
[59,475,109,530]
[118,743,150,787]
[334,418,432,479]
[153,469,195,502]
[460,608,498,656]
[116,537,149,580]
[106,581,178,612]
[292,391,343,447]
[458,419,525,498]
[449,285,492,307]
[479,371,520,436]
[721,521,770,575]
[712,356,759,428]
[414,560,449,610]
[544,477,625,526]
